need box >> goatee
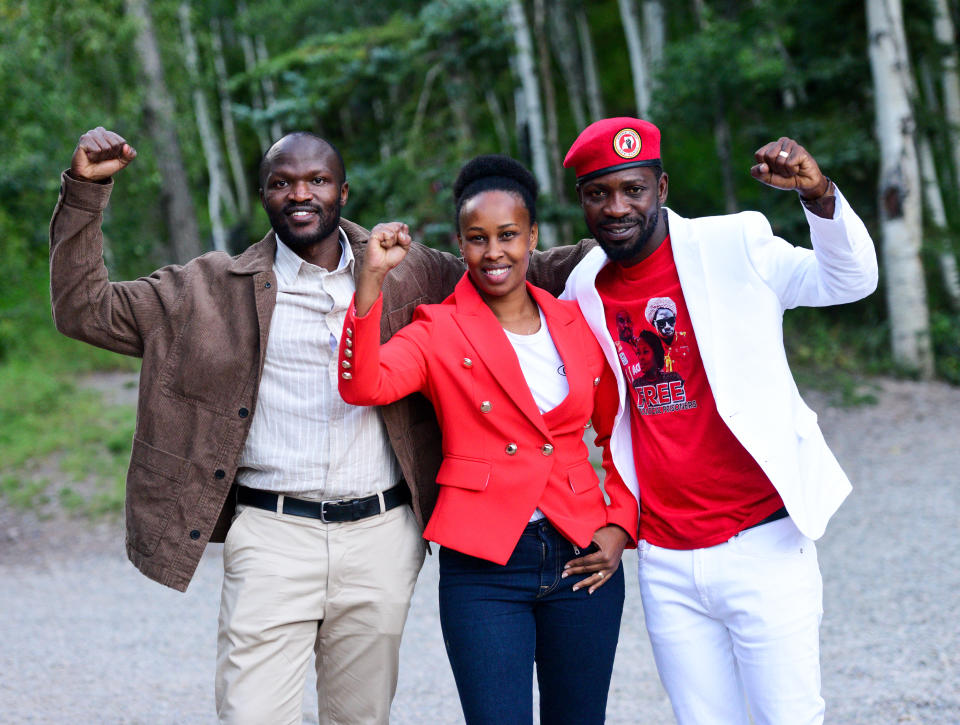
[595,206,661,263]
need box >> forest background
[1,0,959,516]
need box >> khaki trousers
[215,501,425,725]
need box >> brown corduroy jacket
[49,172,594,591]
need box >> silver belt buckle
[319,498,345,522]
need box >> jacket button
[345,327,353,337]
[341,360,351,369]
[584,419,592,429]
[238,408,249,418]
[593,377,601,386]
[342,372,352,380]
[505,443,518,455]
[344,348,353,358]
[189,530,201,540]
[462,357,473,368]
[345,337,353,347]
[480,401,492,413]
[541,443,554,456]
[214,469,226,479]
[264,282,271,289]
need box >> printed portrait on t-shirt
[611,307,696,417]
[643,296,689,374]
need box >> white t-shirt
[503,308,569,522]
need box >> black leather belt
[237,482,410,523]
[742,506,789,532]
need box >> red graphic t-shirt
[596,236,783,549]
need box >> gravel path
[2,377,958,723]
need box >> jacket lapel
[451,276,552,439]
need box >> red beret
[563,117,661,183]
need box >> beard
[593,205,661,263]
[267,201,342,252]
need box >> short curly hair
[453,154,538,231]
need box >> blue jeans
[439,519,625,725]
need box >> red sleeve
[337,292,432,406]
[591,358,639,548]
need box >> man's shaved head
[258,132,346,190]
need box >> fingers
[369,222,411,249]
[71,127,137,181]
[750,136,822,194]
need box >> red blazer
[339,274,639,565]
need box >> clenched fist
[70,127,137,182]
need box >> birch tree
[575,5,605,121]
[179,2,233,252]
[618,0,650,117]
[919,134,960,309]
[125,0,202,263]
[211,18,251,218]
[932,0,960,199]
[508,0,556,246]
[866,0,934,376]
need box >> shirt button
[344,348,353,358]
[462,357,473,368]
[345,327,353,337]
[342,372,352,380]
[189,530,201,540]
[541,443,554,456]
[214,469,226,479]
[505,443,518,455]
[345,338,353,347]
[479,401,492,413]
[238,408,249,418]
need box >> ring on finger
[778,149,789,158]
[596,570,604,579]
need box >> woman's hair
[637,329,665,371]
[453,154,538,231]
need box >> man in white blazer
[560,118,878,724]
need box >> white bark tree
[866,0,934,377]
[618,0,650,117]
[919,134,960,309]
[125,0,202,263]
[508,0,556,246]
[179,2,234,252]
[933,0,960,198]
[211,18,251,218]
[575,5,605,121]
[548,0,588,130]
[642,0,665,105]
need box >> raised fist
[70,127,137,182]
[750,137,829,200]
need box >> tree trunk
[125,0,202,263]
[548,0,587,131]
[933,0,960,199]
[575,5,605,121]
[211,19,251,218]
[919,133,960,309]
[508,0,556,246]
[179,2,233,252]
[642,0,665,104]
[485,88,513,154]
[237,13,271,154]
[255,35,283,142]
[866,0,934,377]
[618,0,650,117]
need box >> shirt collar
[274,227,353,284]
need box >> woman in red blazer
[338,156,638,724]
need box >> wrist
[798,175,832,202]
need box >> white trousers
[637,516,824,725]
[216,501,425,725]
